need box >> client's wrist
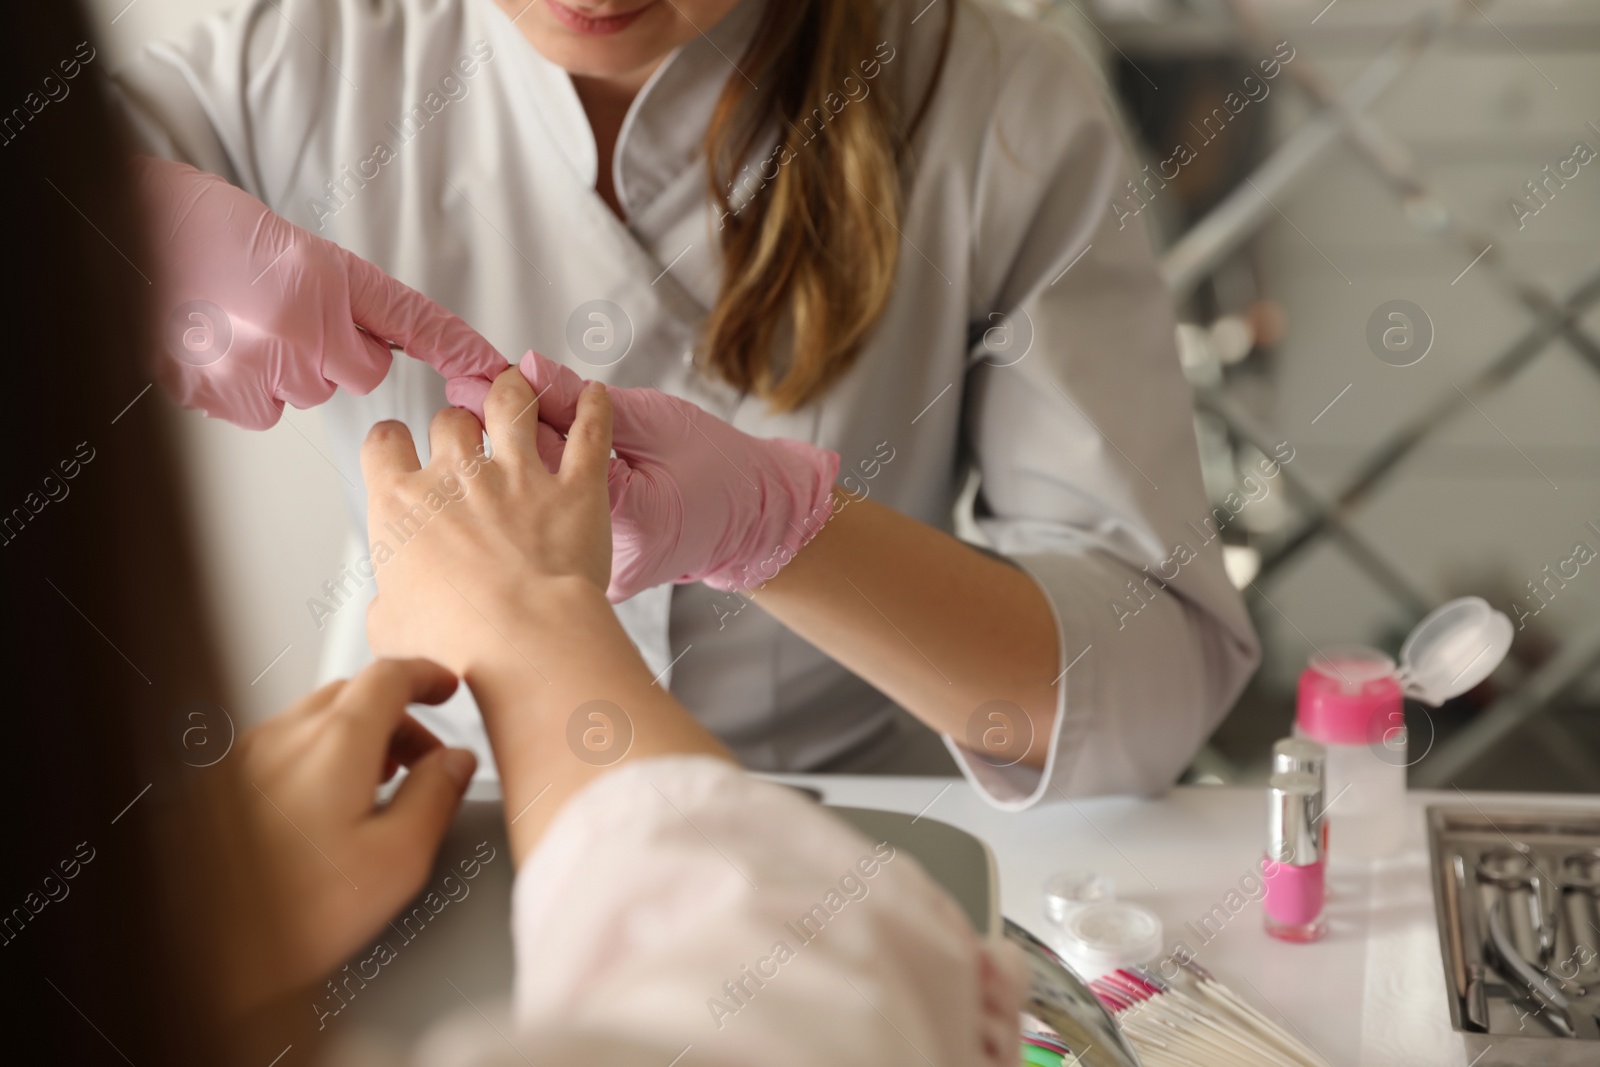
[497,573,613,635]
[458,573,630,688]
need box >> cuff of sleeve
[944,552,1103,811]
[949,548,1245,805]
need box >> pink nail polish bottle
[1263,771,1327,943]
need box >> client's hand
[237,658,476,1000]
[136,157,507,430]
[454,351,840,601]
[362,366,613,673]
[363,367,730,864]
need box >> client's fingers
[483,366,544,470]
[328,658,459,761]
[428,406,483,465]
[380,713,444,783]
[536,421,566,475]
[284,678,349,721]
[360,420,422,487]
[560,382,613,487]
[378,745,476,852]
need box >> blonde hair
[702,0,953,411]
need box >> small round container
[1043,870,1116,925]
[1053,901,1164,981]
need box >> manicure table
[320,777,1600,1066]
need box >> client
[1,4,1022,1065]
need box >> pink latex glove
[455,352,840,602]
[136,157,507,430]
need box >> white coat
[331,757,1030,1066]
[114,0,1260,807]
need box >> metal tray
[1427,805,1600,1065]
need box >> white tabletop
[776,776,1600,1067]
[337,778,1600,1066]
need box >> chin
[534,36,669,81]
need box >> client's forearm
[463,576,731,863]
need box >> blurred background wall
[1047,0,1600,791]
[89,0,1600,789]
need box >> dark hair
[0,5,254,1064]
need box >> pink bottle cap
[1296,646,1401,746]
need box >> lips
[544,0,656,36]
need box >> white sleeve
[109,0,316,193]
[945,24,1261,807]
[107,0,413,206]
[497,756,1027,1067]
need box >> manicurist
[116,0,1260,804]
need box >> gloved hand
[455,351,840,602]
[136,157,507,430]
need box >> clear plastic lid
[1396,596,1512,706]
[1043,870,1116,925]
[1054,902,1164,980]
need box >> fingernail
[441,748,477,788]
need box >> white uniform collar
[484,0,768,221]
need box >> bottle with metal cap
[1272,736,1326,779]
[1262,771,1327,943]
[1272,736,1329,857]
